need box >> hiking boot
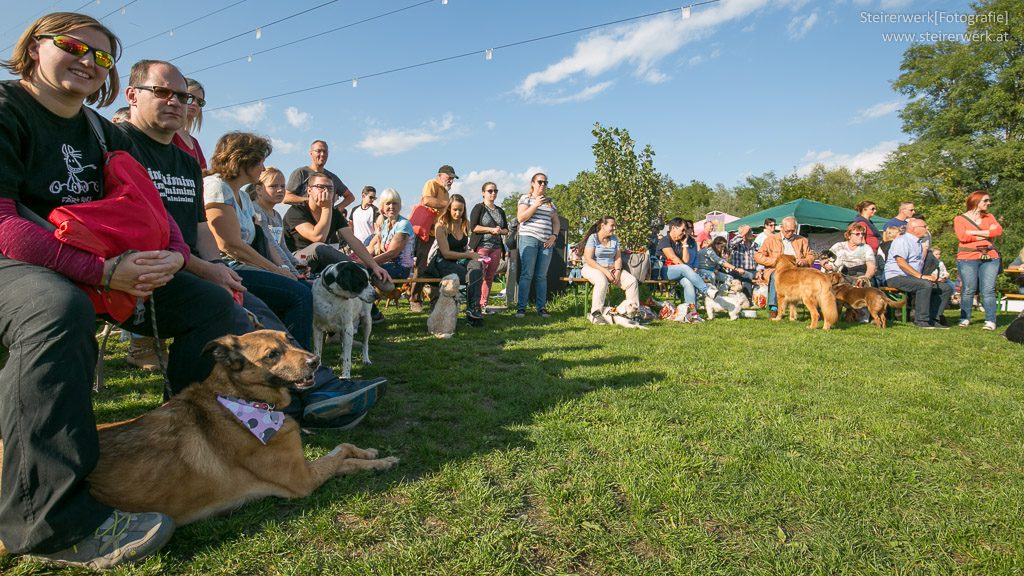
[302,377,387,425]
[590,310,609,325]
[27,510,174,570]
[126,336,163,371]
[409,301,423,313]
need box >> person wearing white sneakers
[954,191,1002,331]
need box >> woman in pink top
[954,191,1003,330]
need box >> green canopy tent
[724,198,888,233]
[724,198,889,251]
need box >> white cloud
[849,100,903,124]
[795,140,900,176]
[356,113,455,157]
[450,166,545,205]
[285,106,311,129]
[270,138,301,155]
[485,121,496,130]
[537,82,615,105]
[210,101,266,127]
[517,0,775,102]
[787,12,818,39]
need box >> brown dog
[0,330,397,529]
[829,275,906,328]
[772,255,838,329]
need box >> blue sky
[1,0,980,209]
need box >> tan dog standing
[0,331,398,529]
[772,255,838,329]
[829,274,907,328]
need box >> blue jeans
[380,261,411,280]
[236,269,313,350]
[517,235,553,312]
[957,258,1000,323]
[660,264,708,305]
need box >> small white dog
[312,261,375,378]
[705,279,752,320]
[427,274,460,339]
[598,301,649,330]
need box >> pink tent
[694,211,739,234]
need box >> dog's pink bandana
[217,395,285,444]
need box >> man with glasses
[884,218,952,329]
[122,60,387,427]
[349,185,379,246]
[284,140,354,212]
[408,165,456,313]
[755,216,813,318]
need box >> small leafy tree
[569,123,662,251]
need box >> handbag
[45,108,171,322]
[409,204,437,242]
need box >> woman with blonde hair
[370,187,415,279]
[250,166,301,276]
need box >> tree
[566,123,662,251]
[884,0,1024,254]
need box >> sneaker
[705,286,719,300]
[515,310,526,318]
[590,310,609,325]
[301,377,387,425]
[27,510,174,570]
[914,321,936,329]
[126,336,163,371]
[466,308,483,321]
[538,309,551,318]
[409,301,423,313]
[930,322,950,330]
[983,321,996,331]
[958,319,971,327]
[371,308,386,324]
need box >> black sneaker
[301,377,387,425]
[538,309,552,318]
[371,308,386,324]
[590,310,609,325]
[27,510,174,570]
[913,321,936,329]
[930,322,950,330]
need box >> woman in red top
[852,200,881,252]
[954,191,1003,330]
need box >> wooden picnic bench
[560,276,679,314]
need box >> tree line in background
[501,0,1021,271]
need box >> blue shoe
[301,377,386,425]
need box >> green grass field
[4,296,1024,575]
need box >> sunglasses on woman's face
[35,34,114,69]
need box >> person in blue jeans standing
[516,172,560,317]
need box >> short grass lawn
[4,296,1024,575]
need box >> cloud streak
[450,166,545,204]
[795,140,900,176]
[849,100,902,124]
[285,106,311,129]
[787,12,818,39]
[210,101,266,127]
[356,113,455,157]
[516,0,774,102]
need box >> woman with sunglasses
[0,12,233,568]
[954,191,1002,330]
[852,200,881,252]
[171,77,206,170]
[827,222,876,286]
[469,181,509,312]
[515,172,560,318]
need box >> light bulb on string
[485,48,493,61]
[352,78,358,88]
[682,6,691,19]
[247,54,253,63]
[255,27,262,40]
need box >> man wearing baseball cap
[409,165,457,312]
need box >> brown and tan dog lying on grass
[772,255,838,329]
[0,330,397,529]
[828,273,906,328]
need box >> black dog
[1004,312,1024,344]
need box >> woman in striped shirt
[515,172,560,317]
[578,216,639,324]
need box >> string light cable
[185,0,434,76]
[206,0,720,113]
[2,0,140,52]
[124,0,250,49]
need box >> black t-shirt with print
[0,81,136,219]
[283,203,348,252]
[116,122,204,251]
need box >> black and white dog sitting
[312,262,375,378]
[1005,311,1024,344]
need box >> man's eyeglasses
[35,34,115,69]
[132,85,196,105]
[309,183,335,191]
